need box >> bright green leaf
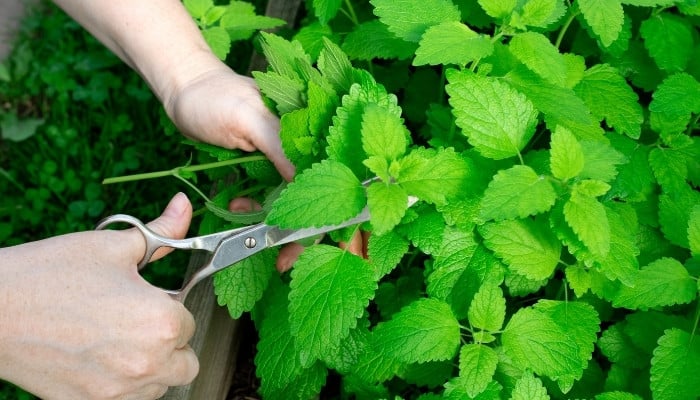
[480,217,562,281]
[574,64,643,139]
[479,165,557,221]
[578,0,624,47]
[502,306,582,379]
[266,160,365,228]
[564,188,610,259]
[257,32,312,82]
[413,21,493,66]
[566,265,591,297]
[397,147,472,205]
[650,328,700,400]
[458,344,499,398]
[509,32,567,87]
[649,73,700,135]
[373,298,460,363]
[289,245,376,367]
[367,182,408,235]
[517,0,567,29]
[550,126,584,181]
[252,71,306,114]
[579,140,627,183]
[201,26,231,60]
[361,104,408,160]
[370,0,462,42]
[368,230,410,278]
[184,0,213,19]
[317,37,355,93]
[659,187,700,249]
[447,70,538,160]
[468,283,506,332]
[214,249,276,319]
[613,258,696,309]
[478,0,518,19]
[510,372,550,400]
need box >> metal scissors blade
[97,195,418,302]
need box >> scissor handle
[96,214,197,270]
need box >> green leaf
[595,393,643,400]
[214,249,276,318]
[468,283,506,332]
[361,104,409,160]
[317,37,355,93]
[367,182,408,236]
[550,126,584,181]
[342,20,418,60]
[659,187,700,249]
[257,32,312,82]
[565,265,591,297]
[480,217,562,281]
[574,64,643,139]
[690,206,700,257]
[479,165,557,221]
[184,0,213,19]
[220,4,285,41]
[599,205,639,286]
[650,329,700,400]
[252,71,306,114]
[613,258,696,309]
[649,73,700,135]
[458,344,499,398]
[478,0,518,19]
[413,21,493,66]
[401,205,447,255]
[313,0,342,24]
[516,0,567,29]
[278,108,316,170]
[292,22,335,61]
[307,80,339,138]
[503,66,595,132]
[578,0,624,47]
[397,147,472,205]
[447,70,538,160]
[564,187,610,259]
[372,298,460,363]
[509,32,567,87]
[266,160,365,228]
[502,306,582,379]
[289,245,377,367]
[579,140,627,183]
[640,13,694,72]
[534,300,600,382]
[368,230,410,278]
[201,26,231,60]
[510,372,550,400]
[327,77,401,176]
[370,0,462,42]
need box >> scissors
[96,196,418,302]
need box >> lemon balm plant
[181,0,700,399]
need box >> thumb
[144,192,193,262]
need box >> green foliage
[188,0,700,398]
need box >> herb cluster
[173,0,700,398]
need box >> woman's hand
[165,66,295,182]
[0,193,199,400]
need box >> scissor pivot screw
[244,237,257,248]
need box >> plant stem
[102,155,266,184]
[555,10,580,49]
[0,168,24,191]
[343,0,360,26]
[173,173,211,203]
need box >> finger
[161,346,200,387]
[228,197,262,212]
[122,383,168,400]
[142,192,193,262]
[250,115,296,182]
[276,243,304,273]
[339,231,364,257]
[174,303,196,350]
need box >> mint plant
[195,0,700,399]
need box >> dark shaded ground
[228,316,262,400]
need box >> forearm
[52,0,226,106]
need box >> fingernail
[165,192,189,217]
